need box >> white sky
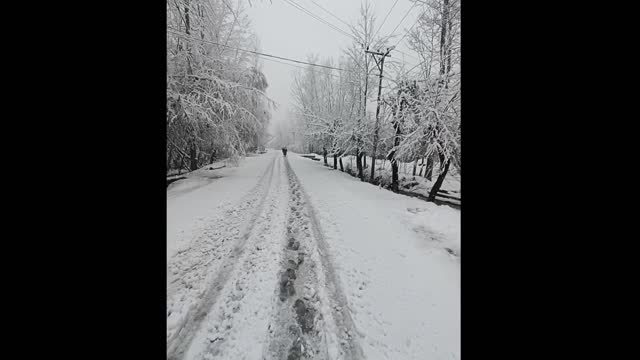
[244,0,421,135]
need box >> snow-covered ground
[288,153,460,359]
[316,153,460,205]
[167,154,274,262]
[167,149,460,360]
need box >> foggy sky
[244,0,421,137]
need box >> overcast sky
[244,0,421,135]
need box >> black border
[14,0,629,358]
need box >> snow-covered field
[167,149,460,360]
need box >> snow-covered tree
[386,0,460,197]
[286,0,460,202]
[167,0,274,174]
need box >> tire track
[186,155,289,360]
[263,157,364,360]
[167,154,278,360]
[286,160,365,360]
[168,156,276,292]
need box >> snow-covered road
[167,149,460,360]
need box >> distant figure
[282,147,287,156]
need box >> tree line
[277,0,460,201]
[167,0,273,175]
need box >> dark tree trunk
[339,157,344,172]
[356,149,363,180]
[390,122,402,191]
[391,160,399,192]
[323,147,328,165]
[209,148,216,164]
[363,153,367,169]
[439,0,449,76]
[178,145,189,175]
[428,159,450,202]
[333,154,337,169]
[184,1,193,75]
[189,142,198,171]
[184,2,190,35]
[425,155,434,181]
[418,156,425,176]
[167,147,174,171]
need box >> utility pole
[366,46,393,183]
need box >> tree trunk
[209,148,216,164]
[445,0,452,76]
[363,153,367,169]
[428,159,450,202]
[184,2,190,35]
[370,135,378,183]
[339,157,344,172]
[390,122,402,191]
[323,147,328,165]
[356,149,363,180]
[189,142,198,171]
[389,147,399,191]
[178,145,189,175]
[439,0,449,76]
[418,156,425,176]
[425,155,434,181]
[167,147,174,171]
[391,160,399,192]
[184,1,193,75]
[333,154,337,169]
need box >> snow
[407,203,461,256]
[288,153,460,359]
[167,150,287,360]
[167,153,274,262]
[167,149,460,360]
[322,153,461,203]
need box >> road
[167,150,460,360]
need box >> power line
[371,3,420,66]
[168,29,351,73]
[282,0,347,37]
[388,61,424,84]
[394,49,420,63]
[387,3,417,40]
[279,0,398,82]
[308,0,352,29]
[308,0,420,65]
[258,55,361,86]
[277,1,421,76]
[372,0,400,40]
[281,0,355,41]
[393,17,420,51]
